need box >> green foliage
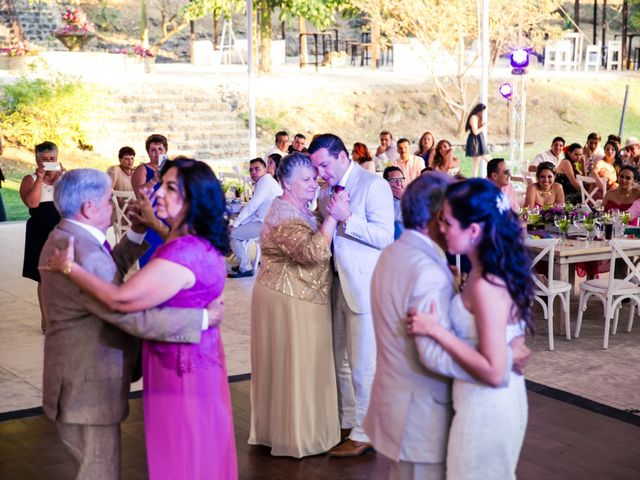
[181,0,245,22]
[0,76,102,150]
[93,0,121,32]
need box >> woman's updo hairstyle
[446,178,535,332]
[536,161,556,180]
[276,152,313,189]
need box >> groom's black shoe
[228,269,254,279]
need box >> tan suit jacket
[40,219,203,425]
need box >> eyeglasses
[387,177,405,184]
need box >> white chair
[575,239,640,349]
[577,175,606,208]
[606,40,622,70]
[242,238,261,272]
[111,190,136,243]
[584,43,601,71]
[526,238,571,351]
[511,175,533,207]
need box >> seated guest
[373,130,399,171]
[107,146,136,192]
[555,143,584,204]
[352,142,375,173]
[393,138,423,184]
[623,136,640,167]
[524,162,565,208]
[529,136,565,172]
[228,157,282,278]
[602,165,640,216]
[432,139,459,175]
[288,133,308,153]
[487,158,518,211]
[415,131,436,167]
[383,166,406,239]
[249,153,340,457]
[266,153,282,181]
[266,131,290,158]
[583,132,604,174]
[593,141,619,190]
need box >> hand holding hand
[45,236,75,273]
[327,191,351,222]
[206,297,225,328]
[406,302,439,336]
[509,335,531,375]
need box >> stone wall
[0,0,60,46]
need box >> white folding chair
[111,190,136,243]
[577,175,606,208]
[575,239,640,349]
[242,238,261,272]
[526,238,571,351]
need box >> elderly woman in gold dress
[249,152,340,457]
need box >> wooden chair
[575,239,640,349]
[526,238,572,351]
[111,190,136,243]
[577,175,606,208]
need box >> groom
[364,174,530,479]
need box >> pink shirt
[392,155,424,184]
[501,182,520,211]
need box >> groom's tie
[103,240,112,255]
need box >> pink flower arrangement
[111,45,155,58]
[55,6,96,36]
[0,40,38,57]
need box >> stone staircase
[85,83,251,171]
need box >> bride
[407,178,534,479]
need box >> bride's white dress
[446,294,528,480]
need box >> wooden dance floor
[1,380,639,479]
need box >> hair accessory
[496,192,510,214]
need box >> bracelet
[62,262,73,276]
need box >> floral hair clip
[496,192,510,214]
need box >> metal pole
[619,83,630,137]
[247,0,257,158]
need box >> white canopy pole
[246,0,257,158]
[480,0,490,177]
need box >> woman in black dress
[19,141,62,333]
[466,103,489,177]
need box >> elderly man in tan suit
[364,174,528,479]
[39,168,219,480]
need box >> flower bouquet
[54,6,96,52]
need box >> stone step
[91,111,243,123]
[85,123,245,138]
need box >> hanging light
[510,48,529,75]
[499,82,513,100]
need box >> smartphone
[158,154,168,170]
[43,162,61,171]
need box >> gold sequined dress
[249,197,340,457]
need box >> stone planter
[54,33,95,52]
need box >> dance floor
[1,221,640,478]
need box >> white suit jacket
[317,163,394,314]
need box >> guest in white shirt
[228,158,282,278]
[487,158,519,211]
[529,136,565,172]
[265,131,289,159]
[373,130,399,172]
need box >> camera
[43,162,61,172]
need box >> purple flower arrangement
[540,204,592,224]
[110,45,155,58]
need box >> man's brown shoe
[328,439,374,458]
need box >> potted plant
[53,6,96,52]
[0,39,38,70]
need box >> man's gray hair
[401,173,452,230]
[54,169,111,219]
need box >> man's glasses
[387,177,405,184]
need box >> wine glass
[583,217,596,243]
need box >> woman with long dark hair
[465,103,490,177]
[415,131,436,167]
[408,178,533,479]
[555,142,584,204]
[46,158,237,479]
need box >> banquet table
[527,238,640,335]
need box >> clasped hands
[327,190,351,222]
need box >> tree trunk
[6,0,24,42]
[621,0,628,69]
[574,0,580,26]
[299,17,308,66]
[370,16,380,70]
[141,0,149,47]
[213,14,219,49]
[258,1,272,74]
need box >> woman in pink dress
[47,158,237,479]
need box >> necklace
[619,190,633,198]
[538,187,552,197]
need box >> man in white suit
[309,133,394,456]
[364,174,529,479]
